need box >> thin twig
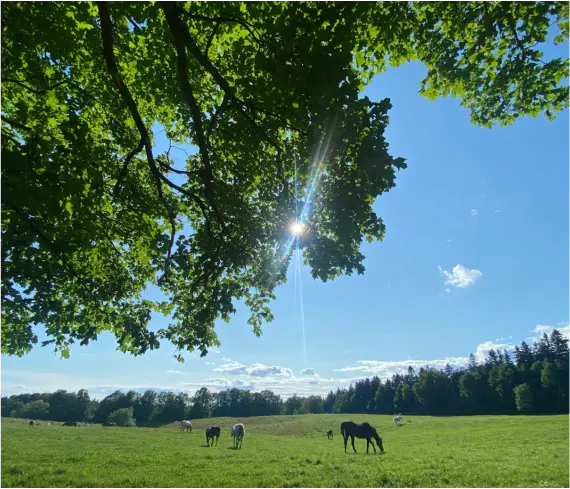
[177,8,263,46]
[127,16,142,32]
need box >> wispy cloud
[495,336,512,342]
[439,265,483,288]
[166,369,186,375]
[209,349,221,354]
[334,357,470,377]
[471,209,479,216]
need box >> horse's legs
[343,434,348,452]
[366,439,369,454]
[351,435,357,453]
[370,438,377,454]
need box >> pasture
[1,414,568,487]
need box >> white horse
[180,420,192,433]
[232,423,245,449]
[393,415,403,427]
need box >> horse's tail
[340,422,346,438]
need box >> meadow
[1,414,568,487]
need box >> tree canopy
[2,1,568,358]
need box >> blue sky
[2,61,568,399]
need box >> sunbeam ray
[297,244,307,366]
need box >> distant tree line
[325,330,568,416]
[2,330,567,423]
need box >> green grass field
[1,414,568,487]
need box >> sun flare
[290,221,306,236]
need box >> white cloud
[209,349,221,354]
[439,265,483,288]
[334,357,470,377]
[166,369,185,375]
[300,368,317,376]
[221,357,232,362]
[181,373,362,397]
[474,340,515,363]
[445,239,452,244]
[471,209,479,216]
[494,209,501,214]
[534,325,552,335]
[214,361,293,377]
[334,337,519,377]
[204,362,217,366]
[531,322,569,342]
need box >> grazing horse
[326,429,333,440]
[206,426,221,446]
[180,420,192,433]
[103,422,117,427]
[29,420,36,426]
[232,423,245,449]
[340,421,384,454]
[393,415,403,427]
[63,421,78,427]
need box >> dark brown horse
[63,421,78,427]
[206,426,221,446]
[340,421,384,454]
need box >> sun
[290,221,306,236]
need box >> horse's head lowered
[374,432,385,452]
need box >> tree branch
[157,157,202,176]
[160,2,224,229]
[205,21,221,58]
[114,139,145,196]
[170,5,284,153]
[2,77,43,94]
[157,172,212,239]
[177,8,263,46]
[1,116,32,132]
[97,1,178,276]
[206,93,230,145]
[507,15,546,64]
